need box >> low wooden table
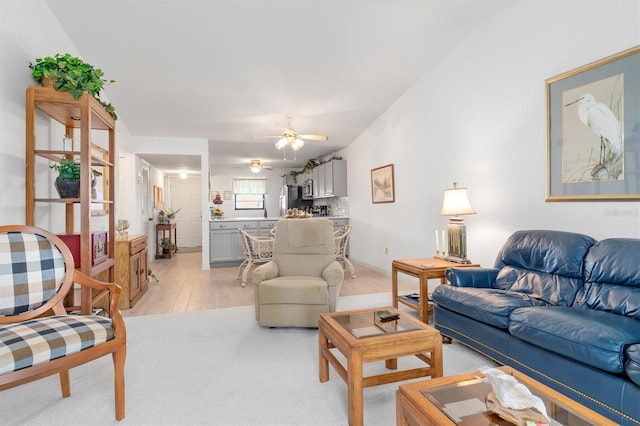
[392,258,480,324]
[319,306,443,426]
[396,366,616,426]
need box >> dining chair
[236,229,274,287]
[334,225,355,278]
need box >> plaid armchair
[0,225,126,420]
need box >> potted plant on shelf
[49,158,99,199]
[50,158,80,198]
[28,53,118,120]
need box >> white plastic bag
[480,366,549,422]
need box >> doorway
[169,175,202,249]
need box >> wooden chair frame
[0,225,126,420]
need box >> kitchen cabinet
[313,160,347,198]
[209,220,258,265]
[259,220,279,236]
[115,234,148,309]
[25,86,116,315]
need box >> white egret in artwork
[565,93,623,180]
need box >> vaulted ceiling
[45,0,513,173]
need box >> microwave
[302,180,313,199]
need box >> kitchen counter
[209,216,348,222]
[209,217,349,266]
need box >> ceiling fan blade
[262,165,273,170]
[300,134,328,141]
[253,135,280,139]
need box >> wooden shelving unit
[25,86,116,315]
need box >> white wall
[343,0,640,271]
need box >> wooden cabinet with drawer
[115,234,149,309]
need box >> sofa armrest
[446,267,499,288]
[322,261,345,287]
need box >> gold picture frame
[546,45,639,201]
[153,185,163,208]
[371,164,395,203]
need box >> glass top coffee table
[396,366,617,426]
[319,306,442,426]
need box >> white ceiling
[45,0,513,174]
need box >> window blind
[232,178,267,194]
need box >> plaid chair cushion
[0,231,67,316]
[0,315,114,374]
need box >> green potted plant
[160,237,171,255]
[50,158,80,198]
[29,53,117,120]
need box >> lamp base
[447,217,470,264]
[444,254,472,264]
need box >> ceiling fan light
[293,138,304,150]
[250,160,262,173]
[276,137,288,150]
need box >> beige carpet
[0,293,496,425]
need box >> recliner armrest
[252,261,279,285]
[322,261,345,287]
[446,267,499,288]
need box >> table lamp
[440,182,476,264]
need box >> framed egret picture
[546,45,640,201]
[371,163,395,203]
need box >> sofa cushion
[575,238,640,319]
[496,267,584,306]
[492,230,596,305]
[626,345,640,386]
[509,307,640,374]
[495,230,596,278]
[258,276,329,305]
[432,286,546,329]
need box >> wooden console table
[155,222,177,259]
[392,258,479,324]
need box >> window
[235,194,264,210]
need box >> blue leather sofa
[432,230,640,425]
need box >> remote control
[377,310,400,322]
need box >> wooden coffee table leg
[433,335,443,377]
[385,358,398,369]
[348,352,364,426]
[318,326,329,382]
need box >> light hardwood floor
[123,251,414,317]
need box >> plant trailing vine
[29,53,117,120]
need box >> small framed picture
[371,164,395,203]
[223,190,232,201]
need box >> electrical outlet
[385,247,389,255]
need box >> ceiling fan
[234,160,273,173]
[255,114,328,158]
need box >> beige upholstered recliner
[253,218,344,327]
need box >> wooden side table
[155,222,177,259]
[392,258,480,324]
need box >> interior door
[140,167,152,250]
[170,176,202,248]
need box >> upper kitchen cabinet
[313,160,347,198]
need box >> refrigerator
[279,185,313,216]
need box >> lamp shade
[440,182,476,216]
